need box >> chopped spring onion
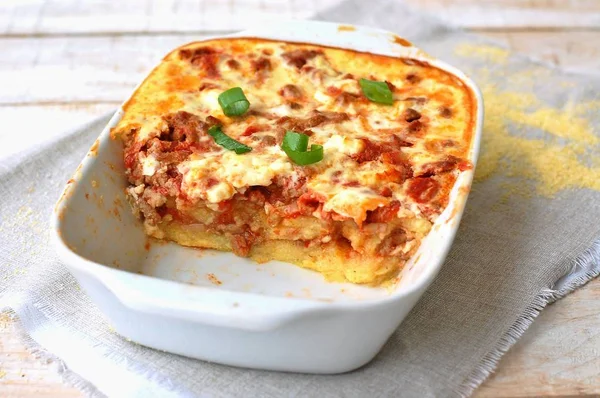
[282,131,324,165]
[359,78,393,105]
[208,125,252,154]
[282,130,309,152]
[218,87,250,116]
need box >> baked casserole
[111,38,476,285]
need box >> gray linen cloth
[2,1,600,397]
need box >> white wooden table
[1,1,600,396]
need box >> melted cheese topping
[114,38,475,224]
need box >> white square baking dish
[52,20,483,374]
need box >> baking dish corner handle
[102,271,324,332]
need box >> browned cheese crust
[112,38,476,284]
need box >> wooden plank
[0,103,113,398]
[0,313,82,397]
[2,0,600,36]
[0,0,343,35]
[405,0,600,29]
[2,1,600,397]
[477,277,600,397]
[1,27,600,393]
[1,30,599,106]
[2,273,600,397]
[479,31,600,75]
[0,104,115,160]
[0,34,207,104]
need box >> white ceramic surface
[52,20,483,374]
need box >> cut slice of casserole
[111,38,476,285]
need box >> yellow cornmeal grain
[477,83,600,197]
[0,313,13,330]
[454,43,510,65]
[456,43,600,197]
[507,104,598,146]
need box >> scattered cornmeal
[455,43,600,198]
[455,43,510,65]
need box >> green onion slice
[359,78,393,105]
[208,125,252,154]
[218,87,250,116]
[282,130,309,152]
[282,131,324,165]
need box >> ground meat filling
[439,106,453,118]
[281,49,322,69]
[335,91,362,106]
[251,56,272,84]
[123,43,465,259]
[124,111,222,234]
[125,103,461,257]
[251,56,272,73]
[276,110,349,134]
[126,120,414,258]
[179,47,220,78]
[163,111,205,142]
[417,156,460,177]
[403,108,421,122]
[279,84,303,101]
